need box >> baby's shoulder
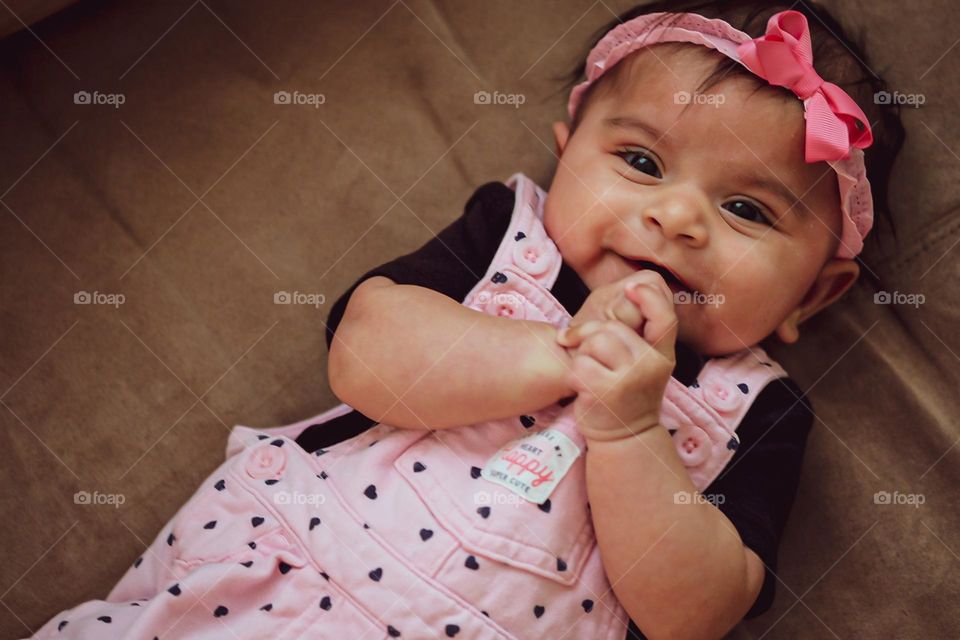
[457,181,518,248]
[737,374,815,446]
[702,346,814,441]
[463,181,516,221]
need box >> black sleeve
[299,181,515,454]
[625,379,814,639]
[705,376,815,618]
[323,181,516,351]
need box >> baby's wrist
[520,321,577,404]
[579,413,662,443]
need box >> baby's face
[544,45,856,356]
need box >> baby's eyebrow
[603,116,674,145]
[732,168,805,215]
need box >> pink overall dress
[31,173,788,640]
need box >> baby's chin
[675,314,776,358]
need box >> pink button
[512,237,555,277]
[246,444,287,480]
[701,378,743,413]
[673,425,710,466]
[483,291,526,320]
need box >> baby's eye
[617,148,662,179]
[722,199,772,225]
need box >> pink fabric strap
[567,10,875,259]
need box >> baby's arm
[562,280,763,638]
[328,276,573,430]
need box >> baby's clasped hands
[556,271,679,442]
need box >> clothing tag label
[480,428,581,504]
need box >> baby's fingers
[625,283,678,358]
[557,321,597,348]
[557,320,615,348]
[604,288,644,332]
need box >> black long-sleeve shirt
[297,181,814,634]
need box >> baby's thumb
[610,286,645,332]
[647,312,679,361]
[625,283,678,359]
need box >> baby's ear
[552,121,570,156]
[774,258,860,344]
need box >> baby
[31,1,903,639]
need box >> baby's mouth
[623,258,693,293]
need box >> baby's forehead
[610,44,791,114]
[593,45,817,173]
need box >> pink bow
[736,10,873,162]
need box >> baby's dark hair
[560,0,906,263]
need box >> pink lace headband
[568,10,874,259]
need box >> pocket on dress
[393,409,594,586]
[166,455,390,640]
[169,461,289,568]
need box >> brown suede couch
[1,1,958,638]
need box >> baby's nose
[641,186,710,246]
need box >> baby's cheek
[673,302,711,348]
[548,220,608,286]
[679,293,766,355]
[731,291,788,345]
